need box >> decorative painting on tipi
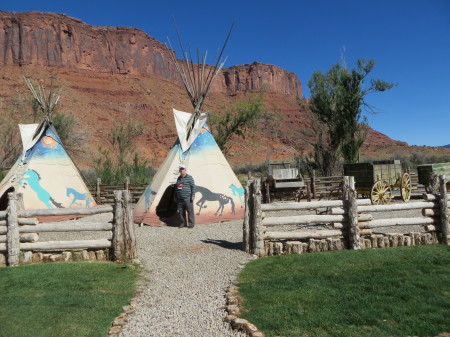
[0,78,96,220]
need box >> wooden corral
[244,175,449,257]
[89,177,147,204]
[0,190,136,266]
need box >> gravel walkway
[119,221,252,337]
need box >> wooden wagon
[417,162,450,193]
[262,161,305,203]
[344,160,412,204]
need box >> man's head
[179,164,187,176]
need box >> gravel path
[119,221,252,337]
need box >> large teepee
[133,24,245,226]
[0,78,96,220]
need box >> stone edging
[224,284,265,337]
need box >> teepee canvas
[133,109,245,226]
[0,78,96,220]
[133,23,245,226]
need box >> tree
[0,110,21,170]
[94,120,150,185]
[304,59,395,175]
[209,92,267,154]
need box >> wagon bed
[417,162,450,192]
[344,160,411,204]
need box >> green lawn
[237,245,450,337]
[0,262,138,337]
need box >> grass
[0,262,139,337]
[237,245,450,337]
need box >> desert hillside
[2,10,443,171]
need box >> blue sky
[2,0,449,146]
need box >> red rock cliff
[0,11,302,96]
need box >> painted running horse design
[66,187,92,208]
[229,183,245,207]
[195,185,235,216]
[19,169,63,208]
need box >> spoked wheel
[370,180,392,205]
[400,173,412,202]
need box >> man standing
[175,164,196,228]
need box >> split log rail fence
[89,177,147,204]
[0,190,137,267]
[244,175,449,257]
[89,173,422,205]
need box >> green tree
[0,110,21,170]
[305,59,395,175]
[94,120,150,185]
[209,92,267,154]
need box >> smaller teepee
[133,23,246,226]
[0,77,96,220]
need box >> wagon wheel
[370,180,392,205]
[400,173,412,202]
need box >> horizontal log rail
[262,213,372,226]
[19,205,113,218]
[423,194,450,201]
[361,217,437,228]
[331,201,440,215]
[265,229,342,240]
[422,208,450,217]
[262,199,371,211]
[20,239,112,251]
[0,233,39,243]
[0,218,39,226]
[19,222,113,233]
[358,201,437,213]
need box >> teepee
[0,77,96,220]
[133,24,245,226]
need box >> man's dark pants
[177,198,195,227]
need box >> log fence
[245,175,449,257]
[0,190,136,266]
[89,177,147,204]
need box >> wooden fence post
[97,178,102,204]
[7,192,20,266]
[439,175,449,244]
[243,180,252,252]
[312,170,316,199]
[124,176,130,190]
[122,190,137,260]
[112,190,124,262]
[264,180,270,204]
[252,179,264,256]
[306,180,311,202]
[345,176,361,250]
